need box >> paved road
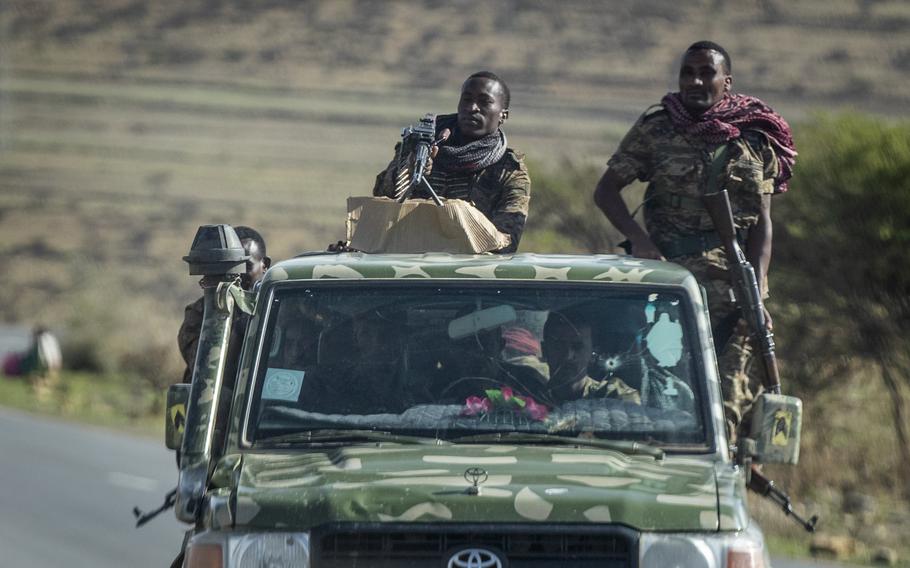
[0,407,861,568]
[0,407,185,567]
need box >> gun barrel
[410,142,431,188]
[748,469,817,532]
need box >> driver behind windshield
[436,318,549,404]
[542,310,641,405]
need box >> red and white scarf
[662,92,797,193]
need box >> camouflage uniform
[373,147,531,253]
[607,106,780,439]
[178,297,205,383]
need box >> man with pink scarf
[593,41,797,441]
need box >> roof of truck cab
[261,252,695,287]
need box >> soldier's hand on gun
[416,128,451,177]
[762,305,773,331]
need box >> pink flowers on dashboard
[461,387,549,422]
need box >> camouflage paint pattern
[262,252,690,286]
[176,280,239,523]
[200,253,747,537]
[215,446,741,532]
[715,462,751,531]
[227,285,257,316]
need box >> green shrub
[523,159,645,254]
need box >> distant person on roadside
[3,325,62,379]
[373,71,531,253]
[592,40,796,439]
[177,225,271,383]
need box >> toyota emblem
[446,547,504,568]
[464,467,488,495]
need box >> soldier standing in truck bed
[592,41,797,440]
[373,71,531,253]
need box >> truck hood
[233,445,729,531]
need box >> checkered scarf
[662,92,797,193]
[433,113,508,174]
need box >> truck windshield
[247,283,708,447]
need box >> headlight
[640,523,766,568]
[232,533,310,568]
[185,532,311,568]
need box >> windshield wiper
[449,432,664,459]
[258,428,448,447]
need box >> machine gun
[397,113,444,206]
[703,189,781,394]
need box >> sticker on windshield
[262,368,305,401]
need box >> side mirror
[166,384,191,450]
[747,393,802,465]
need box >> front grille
[313,524,636,567]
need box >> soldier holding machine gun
[373,71,531,253]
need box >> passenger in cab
[541,311,640,405]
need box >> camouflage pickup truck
[166,224,803,568]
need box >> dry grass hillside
[0,0,907,373]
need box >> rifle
[748,467,818,532]
[704,190,819,530]
[397,113,444,206]
[703,189,781,394]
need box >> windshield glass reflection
[250,285,706,446]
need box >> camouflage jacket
[607,105,780,270]
[177,297,205,383]
[373,147,531,253]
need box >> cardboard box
[347,197,510,254]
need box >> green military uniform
[373,147,531,253]
[177,297,205,383]
[607,105,780,438]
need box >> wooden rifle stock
[703,190,782,394]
